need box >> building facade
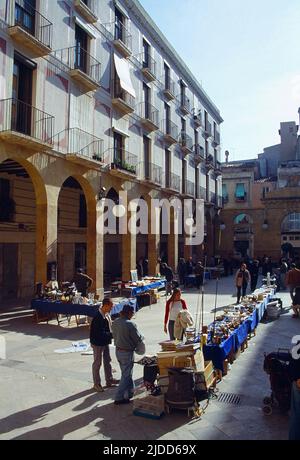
[220,113,300,262]
[0,0,223,301]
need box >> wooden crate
[195,361,216,390]
[158,349,205,376]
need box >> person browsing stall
[73,268,93,297]
[90,298,119,393]
[112,305,145,405]
[164,288,188,340]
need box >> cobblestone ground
[0,276,298,440]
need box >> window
[15,0,36,36]
[113,132,124,163]
[194,129,198,146]
[0,179,15,222]
[164,63,170,90]
[115,7,125,41]
[79,194,87,228]
[143,135,150,179]
[204,111,208,130]
[75,25,88,73]
[282,213,300,232]
[235,183,246,201]
[143,39,150,67]
[165,149,170,187]
[143,82,150,117]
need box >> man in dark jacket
[90,298,119,392]
[73,268,93,297]
[162,263,174,296]
[249,260,260,292]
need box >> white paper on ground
[54,341,90,354]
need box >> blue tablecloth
[203,294,273,371]
[130,281,166,297]
[31,298,137,318]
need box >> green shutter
[236,183,245,198]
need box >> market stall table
[203,293,273,373]
[31,298,137,326]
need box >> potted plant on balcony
[92,154,102,162]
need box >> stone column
[168,207,178,272]
[87,202,104,297]
[121,210,136,281]
[148,204,160,276]
[35,184,59,284]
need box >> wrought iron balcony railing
[137,102,159,128]
[213,131,221,146]
[140,53,156,79]
[163,77,176,100]
[54,46,101,84]
[193,111,202,128]
[161,119,179,142]
[166,172,181,192]
[13,0,53,49]
[51,128,104,161]
[112,79,135,109]
[200,186,206,200]
[204,120,212,137]
[184,180,195,197]
[143,162,163,185]
[103,19,132,54]
[180,94,191,114]
[0,98,54,144]
[179,131,193,152]
[108,148,138,175]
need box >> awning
[114,53,136,98]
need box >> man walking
[235,263,251,304]
[161,263,174,296]
[112,305,145,405]
[90,298,119,392]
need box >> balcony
[193,111,202,128]
[142,163,163,186]
[8,1,53,57]
[205,155,214,172]
[111,79,135,115]
[179,94,191,115]
[212,130,221,147]
[163,78,176,101]
[194,144,205,164]
[200,186,206,200]
[109,149,138,178]
[161,119,178,145]
[73,0,98,24]
[215,161,222,177]
[104,20,132,58]
[51,128,104,169]
[183,180,195,197]
[54,46,101,92]
[0,98,54,151]
[140,53,156,82]
[166,172,181,193]
[137,102,159,132]
[178,132,193,156]
[203,121,212,138]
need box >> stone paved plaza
[0,276,298,440]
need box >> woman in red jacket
[164,288,187,340]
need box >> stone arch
[0,156,48,298]
[57,174,98,288]
[234,213,253,225]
